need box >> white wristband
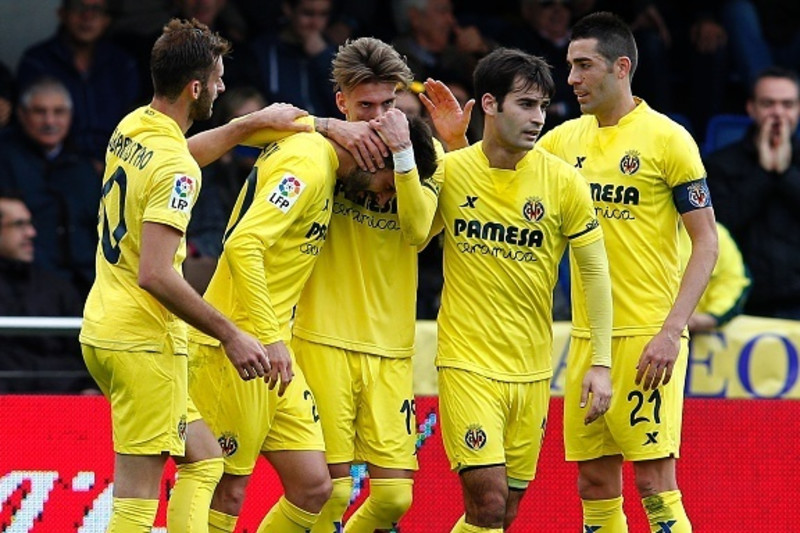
[392,146,415,174]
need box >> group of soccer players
[80,9,717,533]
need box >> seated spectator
[17,0,140,170]
[0,77,100,298]
[0,192,92,394]
[393,0,494,93]
[240,0,339,116]
[679,222,750,332]
[706,66,800,319]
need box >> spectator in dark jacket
[0,192,91,393]
[0,77,100,298]
[17,0,140,170]
[706,67,800,319]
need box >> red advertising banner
[1,395,797,532]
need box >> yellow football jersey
[292,140,445,358]
[191,132,338,346]
[80,106,201,354]
[538,100,709,338]
[435,143,602,382]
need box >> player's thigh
[355,355,417,471]
[504,379,550,485]
[82,343,187,456]
[190,342,273,475]
[438,368,507,472]
[605,336,689,461]
[292,337,356,463]
[563,337,617,461]
[263,362,326,453]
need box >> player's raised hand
[420,78,473,148]
[264,340,294,396]
[325,118,389,172]
[369,108,411,153]
[581,365,612,424]
[635,328,680,390]
[247,103,312,133]
[222,330,271,381]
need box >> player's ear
[335,91,348,116]
[190,80,201,100]
[481,93,496,116]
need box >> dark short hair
[473,48,555,114]
[571,11,638,79]
[0,189,26,224]
[150,18,231,101]
[750,66,800,100]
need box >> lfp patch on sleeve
[169,174,197,212]
[268,174,306,213]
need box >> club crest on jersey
[169,174,196,212]
[177,415,187,442]
[687,181,710,208]
[218,432,239,457]
[619,150,641,175]
[268,173,305,213]
[522,197,545,222]
[464,424,487,450]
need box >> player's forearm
[139,267,238,344]
[664,237,718,335]
[187,119,255,167]
[396,168,438,244]
[572,239,612,367]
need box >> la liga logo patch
[268,173,306,213]
[169,174,196,212]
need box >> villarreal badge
[177,415,188,442]
[218,432,239,457]
[464,424,487,450]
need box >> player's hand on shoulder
[581,365,612,425]
[247,103,311,134]
[369,108,411,153]
[635,328,680,390]
[264,340,294,397]
[222,330,271,382]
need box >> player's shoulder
[636,101,695,141]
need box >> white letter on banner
[0,471,58,532]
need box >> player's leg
[345,355,416,533]
[168,395,224,532]
[188,342,271,531]
[293,338,358,532]
[629,338,691,533]
[260,362,331,532]
[83,344,181,532]
[501,379,549,529]
[439,368,507,531]
[564,337,628,533]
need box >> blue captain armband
[673,177,713,214]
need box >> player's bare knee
[465,490,506,527]
[632,458,677,497]
[211,475,248,515]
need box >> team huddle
[80,11,717,533]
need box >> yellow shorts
[438,368,550,485]
[292,337,418,471]
[81,343,188,456]
[189,341,324,476]
[563,335,688,462]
